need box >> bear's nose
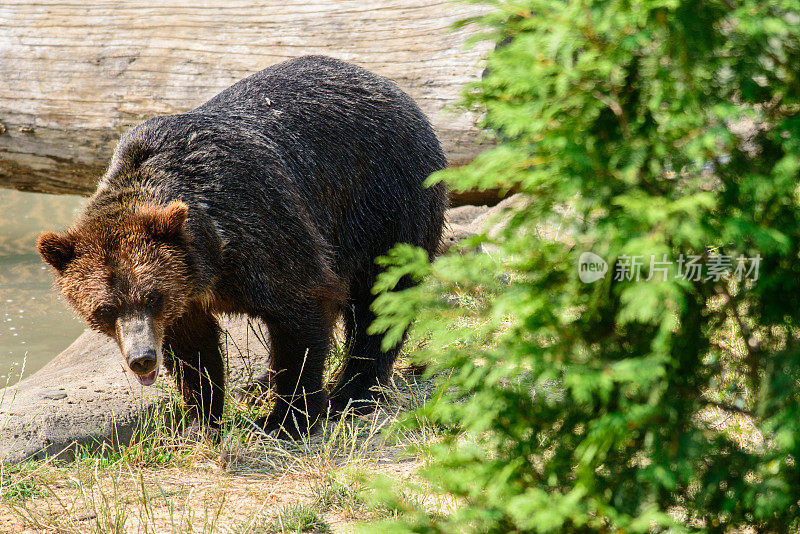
[128,350,158,375]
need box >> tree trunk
[0,1,494,202]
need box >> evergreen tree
[369,1,800,531]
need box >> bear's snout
[128,349,158,375]
[116,313,162,386]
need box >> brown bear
[37,55,448,438]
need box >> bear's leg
[329,276,414,415]
[256,315,332,438]
[163,305,225,431]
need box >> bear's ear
[37,232,76,272]
[144,201,188,240]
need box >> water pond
[0,189,86,385]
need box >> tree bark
[0,1,493,201]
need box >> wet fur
[39,55,448,437]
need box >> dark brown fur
[38,56,447,438]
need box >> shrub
[369,0,800,531]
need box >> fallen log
[0,1,492,201]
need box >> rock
[39,390,68,400]
[439,223,478,254]
[445,204,491,226]
[445,194,576,251]
[440,194,543,253]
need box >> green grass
[0,325,439,533]
[240,503,331,533]
[0,463,42,501]
[310,471,364,512]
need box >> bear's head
[37,201,193,386]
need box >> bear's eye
[94,304,117,325]
[146,291,164,314]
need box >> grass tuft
[0,463,42,501]
[310,470,366,519]
[240,503,331,533]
